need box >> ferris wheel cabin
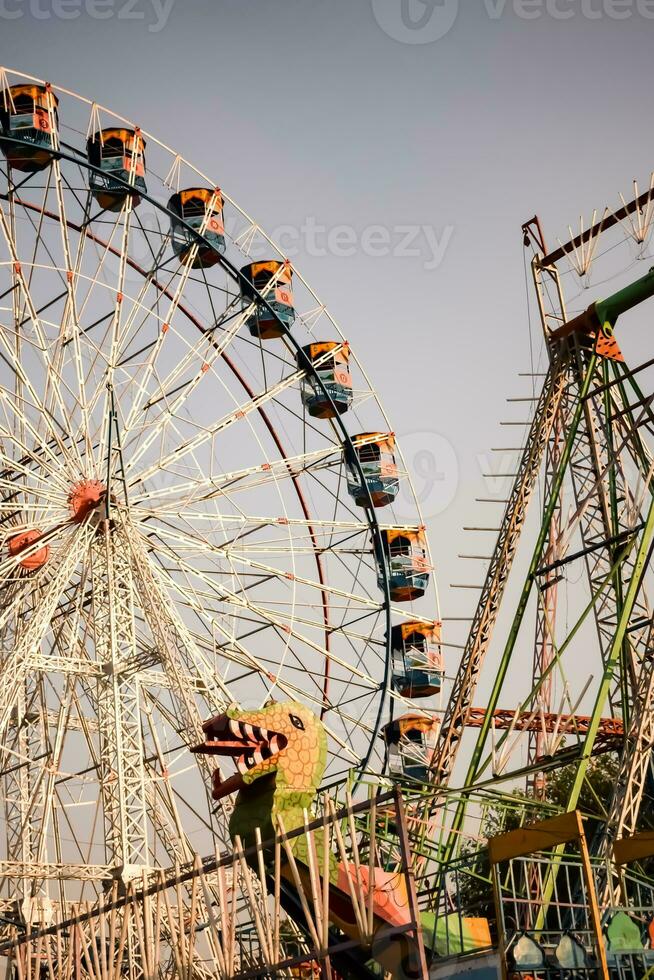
[0,84,58,172]
[86,128,146,211]
[345,432,399,508]
[240,260,295,339]
[377,527,430,602]
[168,187,225,268]
[391,621,443,698]
[382,714,439,783]
[299,342,353,419]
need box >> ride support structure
[428,191,654,907]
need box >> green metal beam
[564,493,654,810]
[552,267,654,341]
[442,354,598,859]
[473,531,638,783]
[601,358,629,724]
[596,267,654,328]
[535,490,654,928]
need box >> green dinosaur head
[192,700,327,800]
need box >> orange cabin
[0,84,58,172]
[382,713,439,782]
[169,187,225,268]
[7,529,49,571]
[377,527,430,602]
[87,128,146,211]
[299,342,353,419]
[392,621,443,698]
[240,260,295,339]
[346,432,399,508]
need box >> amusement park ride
[0,67,653,978]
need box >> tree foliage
[454,753,654,919]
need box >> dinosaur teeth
[229,719,252,742]
[236,753,257,774]
[228,719,242,740]
[230,720,268,743]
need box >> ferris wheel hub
[68,479,106,523]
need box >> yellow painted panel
[488,811,581,865]
[614,831,654,865]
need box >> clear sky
[2,0,653,720]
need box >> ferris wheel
[0,67,441,925]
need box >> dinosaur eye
[289,713,305,731]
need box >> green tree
[454,753,654,919]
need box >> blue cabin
[377,528,430,602]
[87,128,146,212]
[345,432,399,509]
[241,260,295,339]
[392,621,443,698]
[383,714,439,783]
[0,84,58,173]
[169,187,225,268]
[299,342,353,419]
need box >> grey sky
[1,0,653,719]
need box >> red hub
[68,479,106,523]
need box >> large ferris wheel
[0,67,442,930]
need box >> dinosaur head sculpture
[192,700,327,803]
